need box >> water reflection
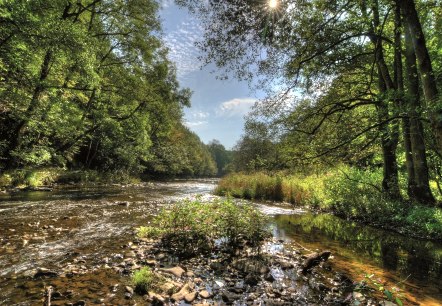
[273,213,442,303]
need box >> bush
[132,267,160,294]
[141,199,271,257]
[214,168,442,240]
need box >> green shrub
[147,199,271,257]
[137,226,164,239]
[132,267,159,294]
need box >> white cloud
[217,98,257,117]
[192,111,209,119]
[163,17,203,79]
[184,120,208,128]
[160,0,174,8]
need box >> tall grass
[215,167,442,240]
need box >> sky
[159,1,264,149]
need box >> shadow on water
[272,212,442,305]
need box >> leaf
[384,290,393,301]
[395,297,403,306]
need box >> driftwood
[44,286,53,306]
[301,251,331,274]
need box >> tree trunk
[400,0,442,155]
[7,49,53,161]
[403,24,435,204]
[394,0,417,199]
[370,0,401,200]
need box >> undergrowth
[215,167,442,240]
[137,198,271,257]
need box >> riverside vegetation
[216,169,442,240]
[132,199,387,305]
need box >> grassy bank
[215,167,442,240]
[0,168,140,189]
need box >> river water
[0,179,441,305]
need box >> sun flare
[268,0,278,9]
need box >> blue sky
[159,1,264,149]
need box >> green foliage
[0,168,63,187]
[354,274,404,306]
[132,267,160,295]
[0,0,215,177]
[146,125,217,177]
[215,172,319,206]
[216,169,442,240]
[137,226,163,239]
[207,139,233,176]
[145,198,271,257]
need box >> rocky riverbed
[1,180,441,305]
[29,233,382,306]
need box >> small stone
[124,292,132,299]
[186,270,195,277]
[184,291,197,303]
[145,259,157,266]
[160,266,185,278]
[199,290,212,299]
[34,268,58,278]
[171,283,191,301]
[277,260,294,270]
[125,286,134,294]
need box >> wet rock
[30,236,46,243]
[232,258,270,274]
[125,286,134,294]
[199,290,212,299]
[124,292,132,299]
[222,291,241,303]
[276,260,294,270]
[51,291,63,300]
[184,291,197,303]
[156,253,167,261]
[210,261,224,271]
[264,272,275,282]
[145,259,157,266]
[245,274,260,286]
[34,268,58,278]
[302,251,331,274]
[159,281,176,295]
[171,283,192,301]
[145,292,165,305]
[160,266,185,278]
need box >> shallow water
[0,180,441,305]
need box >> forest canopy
[0,0,216,177]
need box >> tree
[207,140,232,176]
[177,0,441,203]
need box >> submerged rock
[33,268,58,278]
[302,251,331,274]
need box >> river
[0,179,441,305]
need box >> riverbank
[1,180,440,305]
[215,171,442,241]
[0,168,217,192]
